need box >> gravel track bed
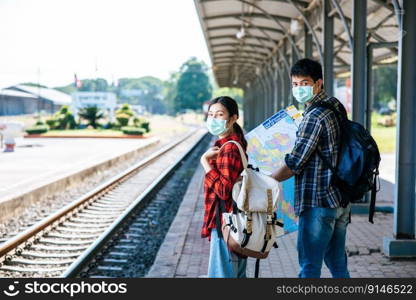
[0,129,193,245]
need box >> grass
[30,113,203,138]
[42,129,128,137]
[370,113,396,154]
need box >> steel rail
[62,131,209,277]
[0,129,200,265]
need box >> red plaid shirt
[201,133,246,239]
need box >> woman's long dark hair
[208,96,248,150]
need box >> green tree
[174,57,212,112]
[78,78,109,92]
[212,87,244,108]
[162,71,180,115]
[53,105,76,129]
[373,65,397,109]
[117,76,166,114]
[78,106,105,128]
[54,85,76,95]
[21,82,48,88]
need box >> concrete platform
[0,136,159,222]
[148,154,416,278]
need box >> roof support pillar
[283,41,290,108]
[243,87,251,130]
[291,40,299,108]
[323,0,334,96]
[304,23,313,59]
[384,0,416,258]
[258,76,267,122]
[272,57,280,113]
[351,0,367,125]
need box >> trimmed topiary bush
[141,121,150,133]
[116,113,131,127]
[46,119,58,129]
[121,126,145,136]
[132,117,150,133]
[26,125,49,135]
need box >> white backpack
[217,141,284,276]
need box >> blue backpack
[311,100,381,223]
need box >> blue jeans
[297,205,351,278]
[207,229,247,278]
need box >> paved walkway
[148,154,416,278]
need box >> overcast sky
[0,0,211,88]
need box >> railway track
[0,128,209,278]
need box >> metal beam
[351,0,367,125]
[304,23,313,59]
[213,49,267,57]
[203,12,291,23]
[282,40,291,108]
[237,0,301,58]
[212,43,273,52]
[214,57,263,63]
[200,0,309,6]
[207,24,285,35]
[331,0,353,50]
[323,0,334,96]
[287,0,324,65]
[384,0,416,258]
[210,35,275,44]
[272,56,281,112]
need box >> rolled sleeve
[285,113,322,175]
[205,168,220,186]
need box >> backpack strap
[255,259,261,278]
[220,140,248,169]
[254,237,270,278]
[214,140,247,240]
[310,100,350,207]
[215,197,226,239]
[368,168,379,224]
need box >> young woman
[200,96,248,278]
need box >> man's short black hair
[290,58,323,82]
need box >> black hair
[208,96,248,150]
[290,58,323,84]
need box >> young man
[271,58,351,278]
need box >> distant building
[0,85,72,116]
[71,92,117,120]
[0,89,38,116]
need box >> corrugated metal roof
[12,85,72,105]
[194,0,400,88]
[0,89,37,99]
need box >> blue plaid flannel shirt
[284,90,346,216]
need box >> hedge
[121,126,145,136]
[25,125,49,135]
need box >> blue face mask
[292,85,314,104]
[206,117,227,136]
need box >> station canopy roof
[194,0,401,88]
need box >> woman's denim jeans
[297,204,351,278]
[207,229,247,278]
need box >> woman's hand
[202,146,220,161]
[200,146,220,173]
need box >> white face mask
[206,117,227,136]
[292,85,314,104]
